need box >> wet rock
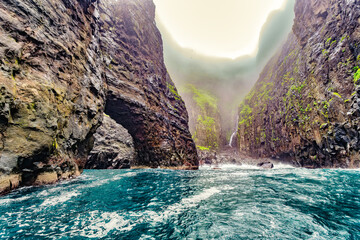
[237,0,360,168]
[257,162,274,169]
[0,0,198,194]
[86,115,135,169]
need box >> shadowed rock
[86,115,135,169]
[0,0,198,194]
[237,0,360,168]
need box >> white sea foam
[141,187,221,225]
[273,163,296,169]
[0,195,31,205]
[201,163,296,170]
[40,191,79,207]
[79,179,110,189]
[123,172,138,177]
[79,211,134,238]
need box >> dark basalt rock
[0,0,198,194]
[98,0,198,169]
[237,0,360,168]
[85,115,135,169]
[257,162,274,169]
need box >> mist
[155,0,296,141]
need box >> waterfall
[228,115,239,147]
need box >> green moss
[320,123,328,129]
[354,68,360,84]
[195,115,218,150]
[332,92,342,99]
[340,35,347,43]
[238,104,253,127]
[325,37,332,44]
[52,138,58,150]
[167,83,181,101]
[28,102,36,111]
[330,40,337,46]
[197,146,210,151]
[185,84,217,113]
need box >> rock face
[238,0,360,168]
[99,0,198,169]
[0,0,103,194]
[0,0,198,194]
[98,0,197,169]
[181,84,222,151]
[85,115,135,169]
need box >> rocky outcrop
[98,0,197,169]
[181,84,222,151]
[86,115,135,169]
[0,0,103,194]
[0,0,198,194]
[238,0,360,168]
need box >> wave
[40,191,80,207]
[140,187,221,225]
[0,195,31,205]
[200,163,296,170]
[78,211,134,239]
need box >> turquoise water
[1,165,360,239]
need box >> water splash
[0,169,359,239]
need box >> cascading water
[229,115,239,147]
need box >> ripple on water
[0,168,359,239]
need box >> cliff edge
[238,0,360,168]
[0,0,198,194]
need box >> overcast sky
[153,0,287,59]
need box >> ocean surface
[1,165,359,239]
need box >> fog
[155,0,296,140]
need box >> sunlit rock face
[237,0,360,168]
[0,0,198,194]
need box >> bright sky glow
[153,0,286,59]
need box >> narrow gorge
[1,0,360,239]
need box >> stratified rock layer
[0,0,198,194]
[86,115,135,169]
[0,0,103,194]
[238,0,360,168]
[99,0,197,169]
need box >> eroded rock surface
[0,0,198,194]
[0,0,103,194]
[238,0,360,168]
[86,115,135,169]
[98,0,198,169]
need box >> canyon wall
[181,85,222,151]
[238,0,360,168]
[0,0,197,194]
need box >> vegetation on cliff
[181,84,221,151]
[0,0,198,194]
[237,0,360,168]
